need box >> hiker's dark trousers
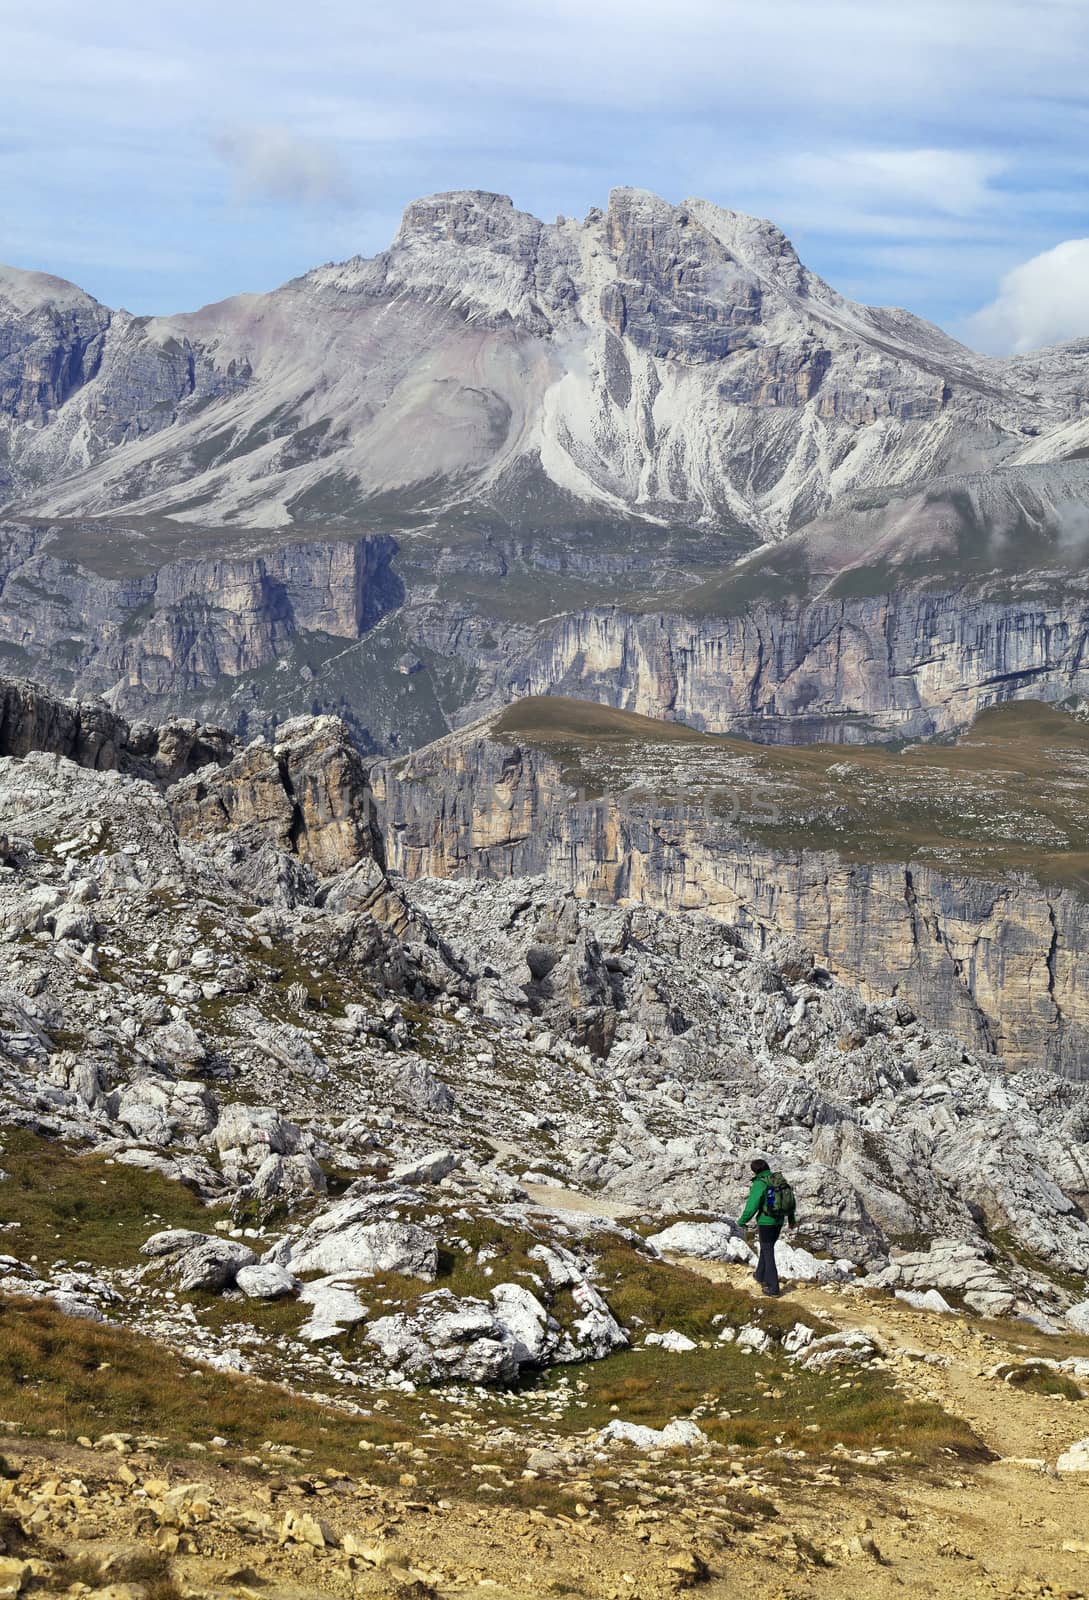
[755,1224,783,1294]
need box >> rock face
[371,721,1089,1077]
[2,191,1086,534]
[475,586,1089,744]
[0,522,400,724]
[0,672,232,780]
[5,514,1089,753]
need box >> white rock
[364,1291,519,1385]
[1056,1438,1089,1473]
[776,1242,844,1284]
[896,1288,957,1315]
[782,1321,816,1354]
[798,1331,879,1371]
[288,1221,438,1281]
[490,1282,554,1364]
[646,1221,753,1264]
[1065,1300,1089,1335]
[141,1229,208,1258]
[172,1238,257,1293]
[390,1149,460,1186]
[298,1277,369,1342]
[235,1264,299,1300]
[644,1329,697,1352]
[600,1418,708,1450]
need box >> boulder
[646,1221,754,1264]
[1057,1437,1089,1473]
[143,1232,256,1293]
[390,1149,460,1186]
[1065,1300,1089,1335]
[235,1264,299,1300]
[600,1418,707,1450]
[141,1229,208,1258]
[174,1238,257,1293]
[393,1059,456,1115]
[896,1288,958,1315]
[287,1220,438,1280]
[490,1283,557,1365]
[776,1242,850,1284]
[234,1152,327,1218]
[798,1330,879,1371]
[214,1102,307,1160]
[644,1329,697,1352]
[364,1290,520,1385]
[137,1017,208,1071]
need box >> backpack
[760,1171,794,1221]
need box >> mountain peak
[0,263,104,317]
[396,190,535,248]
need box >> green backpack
[760,1171,794,1221]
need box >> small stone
[666,1549,709,1588]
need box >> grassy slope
[493,696,1089,892]
[0,1131,981,1495]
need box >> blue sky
[3,0,1088,352]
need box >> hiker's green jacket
[737,1169,796,1229]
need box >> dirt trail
[674,1256,1089,1599]
[521,1180,632,1221]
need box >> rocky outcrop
[167,713,375,877]
[9,515,1087,753]
[0,672,232,780]
[0,522,400,714]
[371,724,1089,1077]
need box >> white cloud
[785,148,1006,218]
[212,125,356,208]
[964,239,1089,353]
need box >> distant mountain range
[2,189,1089,752]
[3,187,1087,541]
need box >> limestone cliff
[0,674,232,782]
[370,722,1089,1078]
[0,521,400,714]
[432,585,1089,744]
[168,713,375,878]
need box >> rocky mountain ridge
[2,189,1088,536]
[5,670,1089,1079]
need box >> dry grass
[592,1241,817,1342]
[996,1362,1085,1401]
[50,1549,182,1600]
[533,1341,987,1465]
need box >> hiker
[736,1156,796,1297]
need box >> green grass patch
[0,1128,214,1270]
[529,1340,986,1465]
[998,1362,1085,1401]
[593,1241,821,1342]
